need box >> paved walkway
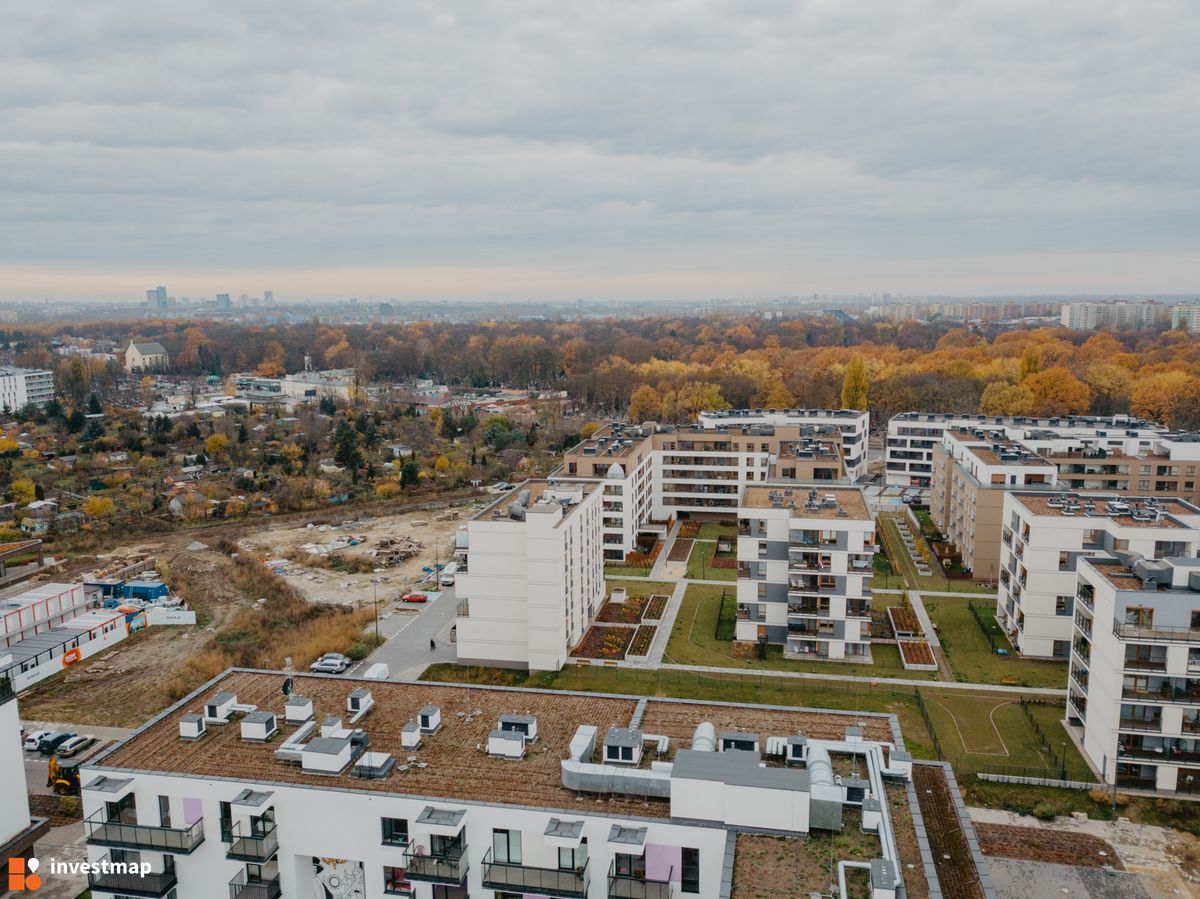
[647,520,683,580]
[875,587,999,600]
[656,662,1066,695]
[638,581,688,668]
[33,822,87,899]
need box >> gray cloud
[1,0,1198,300]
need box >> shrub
[1031,801,1059,821]
[58,796,80,817]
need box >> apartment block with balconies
[1068,555,1200,795]
[735,485,875,660]
[998,492,1200,659]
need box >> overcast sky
[2,1,1198,303]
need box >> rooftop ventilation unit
[351,752,396,779]
[347,688,374,724]
[321,715,346,738]
[488,728,527,759]
[285,696,313,725]
[498,713,538,741]
[419,705,442,734]
[179,714,206,741]
[204,692,238,724]
[401,719,423,750]
[604,727,644,765]
[241,711,278,743]
[720,731,760,753]
[301,736,354,775]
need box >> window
[158,795,171,828]
[614,853,646,879]
[383,867,412,896]
[682,847,700,893]
[1055,596,1072,616]
[559,838,588,870]
[492,828,522,864]
[381,817,408,847]
[1125,607,1153,627]
[219,801,233,841]
[1192,610,1200,629]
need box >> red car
[401,592,428,603]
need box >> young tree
[400,460,420,487]
[977,382,1034,416]
[1024,367,1091,415]
[1018,345,1043,382]
[627,384,663,422]
[840,354,868,410]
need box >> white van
[438,562,458,586]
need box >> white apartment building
[885,412,1169,489]
[1059,300,1169,331]
[455,480,604,671]
[563,413,862,561]
[0,668,49,884]
[1068,555,1200,795]
[998,493,1200,659]
[0,366,54,410]
[77,669,926,899]
[697,409,869,480]
[1171,303,1200,334]
[735,485,875,660]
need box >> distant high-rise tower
[146,285,167,308]
[263,290,274,304]
[216,293,231,310]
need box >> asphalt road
[354,582,460,680]
[18,722,134,795]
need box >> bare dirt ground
[15,499,479,728]
[236,505,471,609]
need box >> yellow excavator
[46,756,80,796]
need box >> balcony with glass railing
[85,810,205,855]
[88,855,177,897]
[228,869,282,899]
[607,861,672,899]
[1113,620,1200,643]
[225,821,278,862]
[481,850,589,898]
[402,841,469,884]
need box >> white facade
[0,583,87,647]
[0,668,45,881]
[0,367,54,410]
[735,485,876,660]
[456,481,604,671]
[999,493,1200,659]
[77,672,918,899]
[1171,304,1200,334]
[885,412,1169,488]
[1068,556,1200,795]
[125,342,170,373]
[1059,301,1168,331]
[698,409,869,480]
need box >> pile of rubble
[370,535,423,566]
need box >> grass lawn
[605,565,651,577]
[923,597,1067,689]
[419,661,1200,837]
[662,584,937,680]
[684,541,737,581]
[696,521,737,540]
[877,516,998,595]
[605,578,675,598]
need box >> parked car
[438,563,458,586]
[309,653,352,674]
[56,734,97,758]
[489,482,514,492]
[401,592,428,603]
[39,732,77,755]
[24,729,54,752]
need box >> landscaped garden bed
[629,625,657,657]
[667,538,693,562]
[595,594,648,623]
[887,606,920,637]
[571,626,633,660]
[644,594,669,620]
[898,640,938,671]
[976,823,1124,869]
[913,765,987,899]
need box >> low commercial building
[0,366,54,410]
[455,480,604,671]
[736,485,875,660]
[998,493,1200,659]
[1,608,129,691]
[0,583,87,648]
[77,668,926,899]
[1068,555,1200,795]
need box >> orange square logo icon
[8,856,42,890]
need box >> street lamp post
[372,580,380,643]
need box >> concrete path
[637,581,688,668]
[32,821,87,899]
[647,519,683,581]
[875,587,999,600]
[361,585,459,680]
[656,662,1066,695]
[967,806,1199,898]
[906,591,942,650]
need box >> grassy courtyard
[661,584,937,680]
[604,577,675,598]
[876,515,998,595]
[922,596,1067,689]
[684,540,737,581]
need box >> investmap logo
[7,857,41,891]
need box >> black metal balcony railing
[1076,586,1095,612]
[229,870,282,899]
[85,811,205,855]
[1124,656,1167,672]
[88,861,178,898]
[1118,717,1163,733]
[0,671,14,705]
[482,849,589,898]
[402,843,469,884]
[608,860,672,899]
[226,821,278,862]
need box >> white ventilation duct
[691,722,716,752]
